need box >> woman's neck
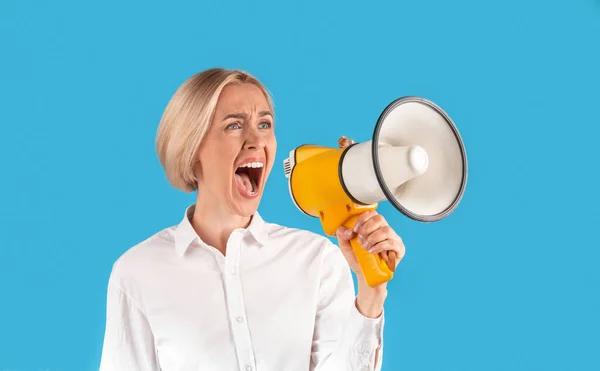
[190,194,251,255]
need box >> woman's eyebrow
[222,111,272,121]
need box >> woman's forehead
[215,84,271,115]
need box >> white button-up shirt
[99,205,385,371]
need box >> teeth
[239,162,264,168]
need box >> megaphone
[283,96,468,287]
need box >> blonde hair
[155,68,274,192]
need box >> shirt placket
[224,231,257,371]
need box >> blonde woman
[99,68,406,371]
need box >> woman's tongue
[235,172,256,195]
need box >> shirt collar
[174,204,270,257]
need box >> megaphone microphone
[283,96,468,287]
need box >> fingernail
[363,241,369,250]
[368,247,376,254]
[353,223,360,233]
[357,235,364,243]
[344,229,353,237]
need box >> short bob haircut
[155,68,274,193]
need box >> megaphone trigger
[383,250,397,273]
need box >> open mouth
[234,161,264,197]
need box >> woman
[99,68,406,371]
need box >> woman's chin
[231,201,260,218]
[231,190,262,215]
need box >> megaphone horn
[283,96,468,287]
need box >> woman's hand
[335,210,406,279]
[335,210,406,318]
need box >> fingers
[367,239,405,258]
[336,210,408,275]
[367,239,405,273]
[355,211,390,241]
[353,210,405,272]
[359,225,393,251]
[353,210,379,233]
[362,240,400,271]
[335,226,355,241]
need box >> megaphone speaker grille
[372,97,468,222]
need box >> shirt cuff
[346,298,385,364]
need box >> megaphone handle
[342,216,394,287]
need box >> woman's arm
[99,274,160,371]
[310,241,385,371]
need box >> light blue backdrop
[1,0,599,370]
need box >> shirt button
[245,365,252,371]
[236,316,244,323]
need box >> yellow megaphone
[283,96,468,287]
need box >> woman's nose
[243,131,265,150]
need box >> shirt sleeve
[99,273,160,371]
[310,240,385,371]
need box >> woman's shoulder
[106,226,178,285]
[120,225,176,257]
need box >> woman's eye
[259,121,272,129]
[226,122,242,130]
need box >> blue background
[1,0,599,370]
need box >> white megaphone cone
[340,96,467,222]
